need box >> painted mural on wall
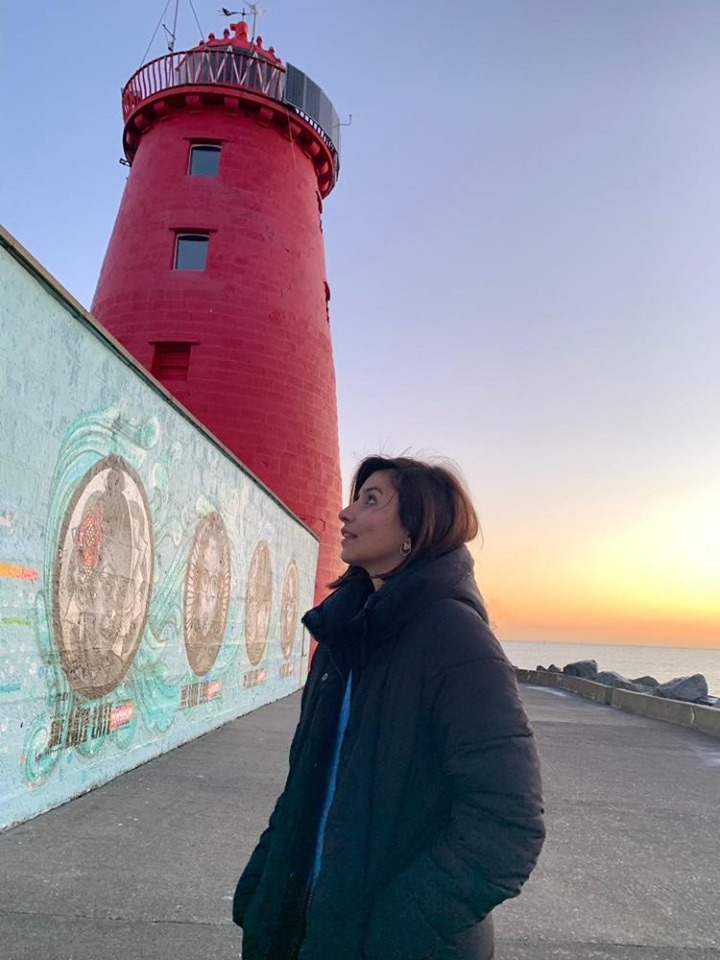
[280,560,300,670]
[184,511,231,677]
[0,237,318,831]
[53,455,154,699]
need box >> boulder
[547,664,562,673]
[631,675,659,689]
[535,665,546,672]
[563,659,598,681]
[596,670,645,692]
[654,674,708,703]
[597,670,626,686]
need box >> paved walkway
[1,686,719,959]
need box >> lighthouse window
[189,144,221,176]
[175,234,209,271]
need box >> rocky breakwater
[536,659,717,707]
[516,658,720,739]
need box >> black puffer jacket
[233,546,545,960]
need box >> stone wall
[0,227,318,830]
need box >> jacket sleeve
[232,794,283,927]
[232,658,319,928]
[364,608,545,959]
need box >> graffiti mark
[243,667,267,688]
[90,704,112,739]
[110,703,135,730]
[0,510,15,533]
[245,542,272,667]
[67,708,91,747]
[180,679,221,708]
[279,662,295,679]
[46,717,63,749]
[44,701,134,753]
[0,562,39,581]
[184,512,231,676]
[0,617,32,626]
[47,703,135,751]
[52,455,154,699]
[0,682,22,694]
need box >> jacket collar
[302,545,486,654]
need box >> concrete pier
[0,686,718,959]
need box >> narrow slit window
[175,234,209,271]
[152,342,192,382]
[189,144,221,176]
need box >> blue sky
[2,1,719,645]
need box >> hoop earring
[400,539,412,557]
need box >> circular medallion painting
[52,455,154,699]
[280,560,299,660]
[184,512,231,676]
[245,541,272,667]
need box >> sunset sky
[2,1,718,649]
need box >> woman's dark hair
[329,455,479,588]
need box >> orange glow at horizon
[470,484,720,649]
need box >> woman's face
[338,470,409,579]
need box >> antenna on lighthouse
[161,0,180,52]
[140,0,205,66]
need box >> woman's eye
[366,495,377,505]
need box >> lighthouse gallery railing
[121,50,341,170]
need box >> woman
[233,455,545,960]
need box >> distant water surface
[501,640,720,698]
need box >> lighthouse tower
[92,20,343,600]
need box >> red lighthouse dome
[92,19,343,600]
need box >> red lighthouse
[92,20,343,600]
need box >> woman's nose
[338,503,352,523]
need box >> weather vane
[220,4,267,41]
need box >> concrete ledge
[560,675,613,704]
[515,669,560,688]
[693,703,720,738]
[610,688,694,727]
[515,669,611,703]
[515,668,720,740]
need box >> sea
[500,640,720,699]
